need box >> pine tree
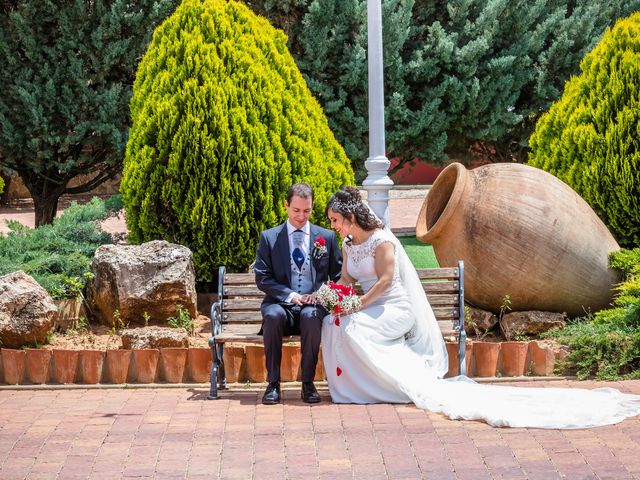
[529,13,640,247]
[121,0,354,277]
[0,0,179,225]
[243,0,640,178]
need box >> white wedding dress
[321,228,640,428]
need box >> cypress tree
[529,13,640,247]
[0,0,179,226]
[121,0,354,277]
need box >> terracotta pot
[244,344,267,382]
[160,348,188,383]
[52,350,79,384]
[499,342,529,377]
[314,348,326,382]
[132,349,159,383]
[472,342,501,377]
[529,341,556,376]
[187,348,212,383]
[445,342,473,377]
[1,349,26,384]
[281,344,301,382]
[222,345,245,383]
[416,162,620,316]
[106,349,131,384]
[25,349,52,384]
[79,350,104,384]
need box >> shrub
[0,196,121,299]
[0,177,4,195]
[121,0,354,278]
[529,13,640,247]
[544,247,640,379]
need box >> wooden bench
[207,261,466,399]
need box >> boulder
[464,305,498,337]
[500,311,566,340]
[121,326,189,350]
[87,240,197,326]
[0,271,57,348]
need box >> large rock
[120,326,189,349]
[500,311,566,340]
[0,271,57,348]
[87,240,197,326]
[464,306,498,337]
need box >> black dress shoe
[301,382,321,404]
[262,381,281,405]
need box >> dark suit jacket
[254,222,342,312]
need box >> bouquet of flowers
[316,281,361,318]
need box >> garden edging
[0,340,563,386]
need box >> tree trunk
[33,193,60,227]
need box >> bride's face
[327,209,352,237]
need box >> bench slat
[221,308,460,324]
[224,285,264,296]
[416,268,459,280]
[223,273,256,284]
[223,295,459,311]
[223,298,263,310]
[224,281,460,298]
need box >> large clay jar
[416,162,620,316]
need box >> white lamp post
[362,0,393,225]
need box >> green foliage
[0,196,119,298]
[0,176,4,195]
[529,13,640,247]
[0,0,179,225]
[122,0,354,277]
[544,247,640,379]
[167,305,195,335]
[251,0,640,178]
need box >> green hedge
[0,196,121,299]
[122,0,354,278]
[529,13,640,247]
[544,248,640,379]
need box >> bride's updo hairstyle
[325,186,384,232]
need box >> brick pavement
[2,380,640,479]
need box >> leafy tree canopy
[0,0,179,225]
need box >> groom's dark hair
[286,183,314,203]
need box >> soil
[43,314,213,350]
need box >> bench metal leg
[217,343,227,391]
[458,329,468,377]
[207,337,219,400]
[207,339,228,399]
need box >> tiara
[330,199,361,212]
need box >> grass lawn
[399,237,439,269]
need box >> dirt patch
[43,315,213,350]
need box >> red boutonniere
[312,237,328,259]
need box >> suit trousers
[261,303,324,382]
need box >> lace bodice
[343,229,401,290]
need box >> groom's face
[285,195,313,229]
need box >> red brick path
[2,380,640,479]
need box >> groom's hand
[299,293,317,305]
[291,293,305,306]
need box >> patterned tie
[292,229,305,270]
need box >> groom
[254,183,342,405]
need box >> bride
[320,186,640,429]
